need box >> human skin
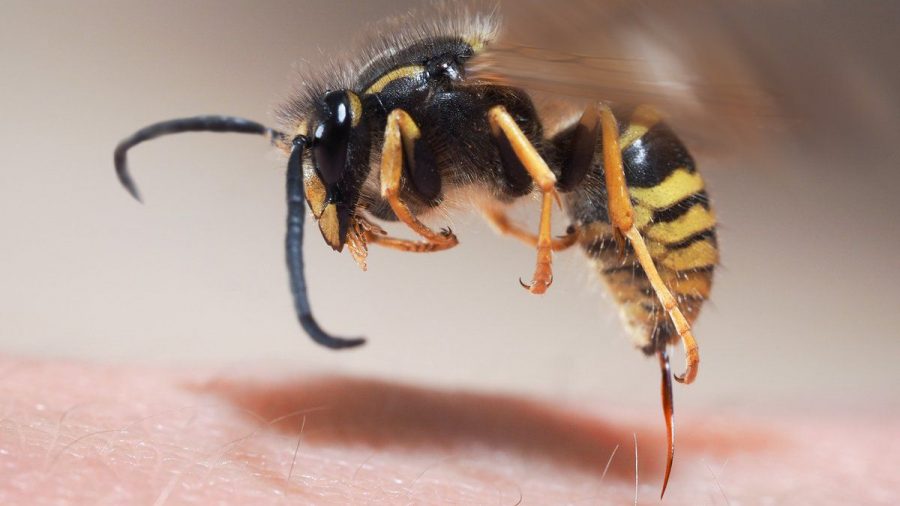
[1,357,896,505]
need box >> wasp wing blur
[477,0,900,165]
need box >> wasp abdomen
[559,107,718,354]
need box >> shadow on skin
[192,375,776,483]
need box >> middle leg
[345,213,456,271]
[487,105,562,294]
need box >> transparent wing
[474,0,900,164]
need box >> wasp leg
[345,215,453,272]
[482,206,578,252]
[487,105,561,294]
[356,214,455,254]
[380,109,458,249]
[598,104,699,385]
[366,232,457,253]
[558,103,601,192]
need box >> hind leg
[598,104,699,384]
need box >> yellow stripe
[660,240,719,270]
[619,105,661,148]
[607,278,652,303]
[364,65,425,95]
[633,204,653,229]
[645,205,716,244]
[629,168,705,210]
[663,271,713,298]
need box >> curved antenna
[113,116,363,349]
[285,138,366,349]
[114,115,282,202]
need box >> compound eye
[312,91,353,186]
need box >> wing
[474,0,900,165]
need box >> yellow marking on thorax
[619,105,662,148]
[645,205,716,244]
[347,92,362,127]
[465,37,488,53]
[660,240,719,270]
[365,65,425,95]
[629,169,705,209]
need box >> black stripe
[601,263,640,275]
[641,301,660,314]
[584,235,617,257]
[666,228,717,252]
[685,265,716,275]
[602,263,638,274]
[651,191,710,223]
[622,122,695,188]
[675,293,708,303]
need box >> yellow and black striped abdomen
[573,107,718,354]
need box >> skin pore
[1,357,895,505]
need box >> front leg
[380,109,459,248]
[354,215,456,254]
[487,106,561,294]
[345,214,455,272]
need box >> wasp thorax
[425,50,471,81]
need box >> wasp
[114,4,718,497]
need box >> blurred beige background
[1,0,898,415]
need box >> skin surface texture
[1,357,896,505]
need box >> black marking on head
[312,91,354,188]
[305,89,373,252]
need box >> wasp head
[299,89,369,251]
